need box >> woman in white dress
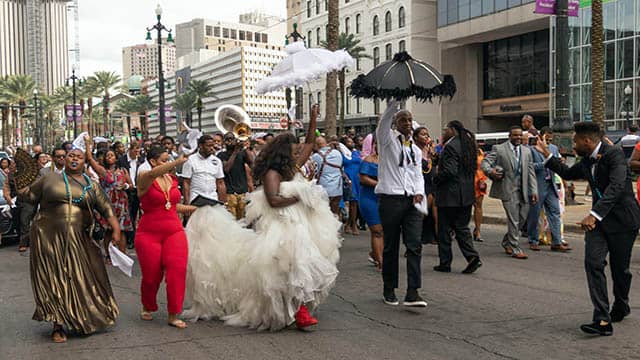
[183,104,342,331]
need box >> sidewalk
[482,180,600,234]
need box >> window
[261,34,268,43]
[214,26,220,37]
[345,17,350,34]
[356,14,361,33]
[307,1,312,17]
[356,98,361,113]
[255,33,261,42]
[316,0,320,14]
[398,7,406,28]
[374,99,380,114]
[239,30,245,41]
[246,31,252,41]
[346,87,351,114]
[373,47,380,66]
[222,28,229,38]
[317,91,322,110]
[336,89,340,114]
[399,40,406,52]
[230,29,237,40]
[309,94,313,112]
[308,31,313,47]
[385,43,392,60]
[206,26,212,36]
[373,15,379,35]
[385,11,392,32]
[316,27,321,45]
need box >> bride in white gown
[183,105,342,331]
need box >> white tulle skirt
[182,175,342,331]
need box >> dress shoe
[403,288,428,307]
[551,244,572,252]
[462,257,482,274]
[295,305,318,330]
[580,321,613,336]
[610,307,630,323]
[513,252,528,260]
[503,247,514,255]
[529,244,541,251]
[433,264,451,273]
[383,288,399,306]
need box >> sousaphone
[214,105,252,141]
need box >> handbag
[191,195,224,207]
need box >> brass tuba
[214,104,252,141]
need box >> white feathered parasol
[256,41,355,94]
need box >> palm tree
[114,97,136,138]
[81,77,100,136]
[322,33,370,134]
[89,71,121,135]
[324,0,339,136]
[0,76,10,147]
[2,74,36,146]
[175,91,197,129]
[52,85,73,136]
[131,94,156,136]
[591,0,603,125]
[187,79,215,131]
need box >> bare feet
[351,225,360,236]
[51,324,67,343]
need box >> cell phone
[528,137,537,146]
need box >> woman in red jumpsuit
[135,146,196,329]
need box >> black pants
[379,195,423,290]
[437,206,479,267]
[17,202,35,248]
[585,228,636,322]
[126,190,140,246]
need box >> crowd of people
[7,100,637,342]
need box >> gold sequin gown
[20,172,119,334]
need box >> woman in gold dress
[18,148,121,343]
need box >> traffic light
[130,127,142,140]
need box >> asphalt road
[1,224,639,360]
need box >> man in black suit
[117,141,145,249]
[536,122,640,336]
[433,120,482,274]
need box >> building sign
[250,116,285,130]
[500,104,523,112]
[534,0,579,16]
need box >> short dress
[358,161,380,226]
[98,169,133,231]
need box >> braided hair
[447,120,477,174]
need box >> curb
[483,215,583,234]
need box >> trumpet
[214,104,252,141]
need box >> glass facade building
[437,0,535,27]
[560,0,640,130]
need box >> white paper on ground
[108,243,134,277]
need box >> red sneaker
[295,304,318,330]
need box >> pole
[157,17,166,136]
[285,23,305,133]
[33,93,39,146]
[72,68,78,139]
[552,0,572,153]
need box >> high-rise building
[146,46,288,137]
[175,14,287,59]
[299,0,442,134]
[0,0,70,94]
[287,0,303,33]
[122,40,177,83]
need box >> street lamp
[32,89,40,148]
[66,64,82,138]
[285,23,305,132]
[146,4,174,136]
[621,84,633,129]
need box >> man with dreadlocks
[433,121,482,274]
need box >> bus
[475,132,509,152]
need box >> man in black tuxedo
[117,141,145,249]
[433,120,482,274]
[536,122,640,336]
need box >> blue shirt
[312,146,343,197]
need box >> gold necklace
[157,174,172,210]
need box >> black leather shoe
[403,288,427,307]
[580,321,613,336]
[610,307,630,323]
[383,288,399,306]
[433,264,451,273]
[462,257,482,274]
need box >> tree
[174,91,197,129]
[322,33,370,134]
[131,95,156,136]
[0,77,10,146]
[89,71,121,135]
[114,97,136,138]
[187,79,216,131]
[324,0,339,136]
[2,74,36,146]
[81,77,100,136]
[591,0,603,125]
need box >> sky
[76,0,286,78]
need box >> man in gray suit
[481,126,538,259]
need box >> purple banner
[65,104,82,123]
[535,0,579,17]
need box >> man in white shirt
[182,134,227,206]
[376,100,427,308]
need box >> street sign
[280,117,289,129]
